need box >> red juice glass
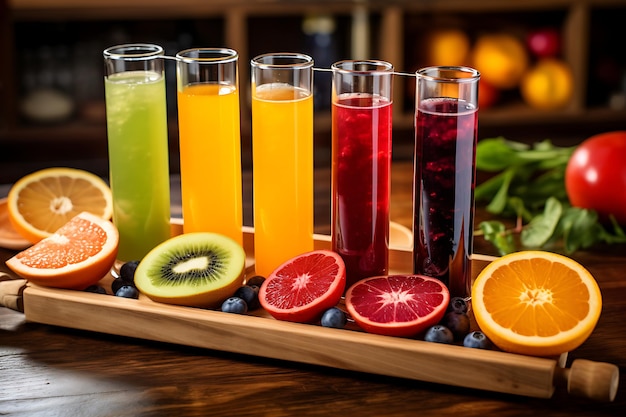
[331,60,394,289]
[413,66,480,298]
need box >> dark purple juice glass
[331,60,394,290]
[332,94,392,288]
[413,66,479,298]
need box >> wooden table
[1,161,624,416]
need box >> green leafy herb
[475,137,626,254]
[478,220,516,256]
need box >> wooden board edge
[23,282,558,399]
[19,223,568,399]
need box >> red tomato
[565,131,626,224]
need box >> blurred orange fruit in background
[520,58,574,110]
[425,28,471,66]
[472,33,529,89]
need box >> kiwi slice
[134,232,246,308]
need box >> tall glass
[413,66,480,298]
[103,44,171,262]
[331,60,393,289]
[176,48,243,245]
[250,53,314,277]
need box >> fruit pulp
[104,71,171,262]
[259,250,346,323]
[345,274,450,337]
[413,97,477,297]
[177,83,243,245]
[331,93,391,288]
[251,84,314,277]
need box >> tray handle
[0,272,26,312]
[557,359,620,402]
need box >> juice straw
[162,56,416,77]
[313,67,416,77]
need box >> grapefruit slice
[5,211,119,290]
[259,250,346,323]
[7,167,113,244]
[345,275,450,337]
[472,250,602,357]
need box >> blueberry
[246,275,266,287]
[84,285,106,294]
[221,297,248,314]
[119,260,140,284]
[424,325,454,344]
[441,311,470,340]
[447,297,469,314]
[111,278,127,294]
[234,285,260,310]
[115,285,139,299]
[463,331,492,349]
[320,307,347,329]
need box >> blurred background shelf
[1,0,625,183]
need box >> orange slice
[0,197,31,250]
[471,251,602,357]
[7,167,112,243]
[5,212,119,290]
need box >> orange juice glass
[251,53,314,277]
[176,48,243,245]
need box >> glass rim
[331,59,394,75]
[176,48,238,64]
[251,52,314,69]
[416,66,480,83]
[103,43,164,60]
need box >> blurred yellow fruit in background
[425,29,471,66]
[521,58,574,110]
[472,33,529,89]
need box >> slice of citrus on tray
[0,197,31,250]
[471,250,602,357]
[7,167,112,244]
[5,211,119,290]
[259,250,346,323]
[345,275,450,337]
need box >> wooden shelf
[2,0,625,182]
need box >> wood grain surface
[1,161,625,416]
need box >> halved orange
[471,251,602,357]
[7,167,112,244]
[5,211,119,290]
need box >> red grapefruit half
[345,275,450,337]
[5,211,119,290]
[259,250,346,323]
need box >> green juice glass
[103,44,171,262]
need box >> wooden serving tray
[11,223,620,402]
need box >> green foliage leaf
[476,137,527,171]
[485,168,516,214]
[558,207,602,253]
[478,221,515,256]
[520,197,562,248]
[474,137,624,255]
